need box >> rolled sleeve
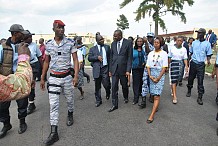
[206,43,213,56]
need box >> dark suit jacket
[88,44,110,78]
[206,33,217,47]
[109,38,133,75]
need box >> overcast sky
[0,0,217,38]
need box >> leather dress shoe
[87,77,90,83]
[18,123,27,134]
[0,123,12,139]
[95,101,102,107]
[132,101,138,105]
[106,94,110,100]
[124,99,129,104]
[108,106,118,112]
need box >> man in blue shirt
[76,36,90,83]
[23,30,42,115]
[186,28,213,105]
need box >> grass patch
[205,64,214,74]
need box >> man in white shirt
[88,35,111,107]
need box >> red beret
[53,20,65,26]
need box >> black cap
[195,28,206,34]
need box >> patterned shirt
[45,37,77,72]
[146,50,168,69]
[0,55,32,102]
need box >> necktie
[117,41,120,54]
[100,45,103,57]
[100,45,103,67]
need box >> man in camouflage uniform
[40,20,79,145]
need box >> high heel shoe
[146,119,154,124]
[172,99,177,104]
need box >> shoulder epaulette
[46,39,52,44]
[67,38,74,43]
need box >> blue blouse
[132,48,146,69]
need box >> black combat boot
[197,94,203,105]
[44,125,59,145]
[139,96,146,109]
[18,118,27,134]
[0,121,12,139]
[66,111,74,126]
[27,102,36,115]
[186,88,192,97]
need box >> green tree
[120,0,194,36]
[116,14,130,31]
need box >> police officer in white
[40,20,79,145]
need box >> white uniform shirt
[168,46,187,60]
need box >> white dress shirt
[97,45,107,66]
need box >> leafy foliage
[116,14,130,31]
[120,0,194,35]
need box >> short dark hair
[114,29,123,37]
[188,37,195,42]
[128,36,134,42]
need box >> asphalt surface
[0,68,217,146]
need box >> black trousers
[28,62,40,102]
[187,61,205,95]
[94,66,111,103]
[132,68,144,102]
[112,73,129,107]
[0,97,28,123]
[82,62,90,80]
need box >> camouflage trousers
[48,75,74,125]
[141,68,149,97]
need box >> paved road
[0,68,217,146]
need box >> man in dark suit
[88,35,111,107]
[108,30,133,112]
[206,29,217,50]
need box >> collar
[118,38,124,44]
[51,37,67,46]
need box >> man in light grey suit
[108,30,133,112]
[88,35,111,107]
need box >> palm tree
[120,0,194,36]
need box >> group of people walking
[0,19,217,146]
